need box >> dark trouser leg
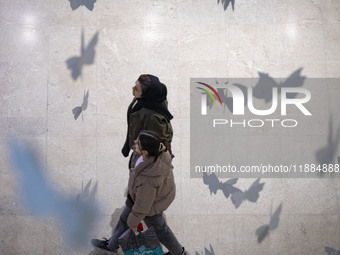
[107,206,131,251]
[143,213,183,255]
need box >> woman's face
[132,80,143,98]
[134,138,142,154]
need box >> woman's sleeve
[146,114,171,137]
[127,183,157,228]
[121,98,138,157]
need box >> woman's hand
[130,227,138,233]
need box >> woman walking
[91,130,186,255]
[121,74,174,160]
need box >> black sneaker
[165,247,186,255]
[91,238,118,255]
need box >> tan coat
[127,150,176,228]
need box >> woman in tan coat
[92,130,186,255]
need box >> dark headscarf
[132,74,173,121]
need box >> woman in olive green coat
[121,74,174,159]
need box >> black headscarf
[132,74,173,121]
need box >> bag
[118,227,164,255]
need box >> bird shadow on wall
[66,30,99,81]
[251,68,306,103]
[73,89,89,120]
[69,0,97,11]
[325,247,340,255]
[77,179,97,202]
[217,0,235,11]
[203,173,265,209]
[230,178,265,209]
[256,203,282,243]
[200,68,306,114]
[315,118,340,176]
[195,244,215,255]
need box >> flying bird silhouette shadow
[256,203,282,243]
[203,172,239,199]
[230,178,265,209]
[72,89,89,120]
[325,247,340,255]
[66,30,98,80]
[77,179,97,201]
[69,0,96,11]
[316,119,340,167]
[8,139,100,247]
[252,68,306,103]
[195,244,215,255]
[217,0,235,11]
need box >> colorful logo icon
[196,82,222,106]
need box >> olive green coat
[126,98,173,156]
